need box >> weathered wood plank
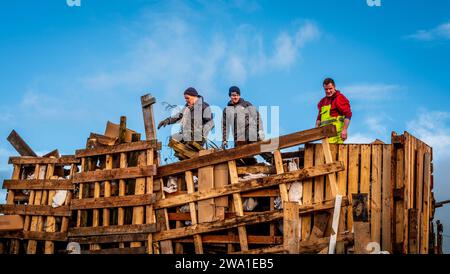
[0,204,71,217]
[131,151,147,248]
[154,162,344,209]
[237,165,276,175]
[68,223,157,237]
[7,130,37,157]
[72,165,157,183]
[2,179,74,190]
[382,145,392,252]
[75,140,160,158]
[156,125,337,177]
[229,160,249,251]
[371,145,382,245]
[173,235,283,245]
[69,233,150,244]
[284,202,300,254]
[185,171,203,254]
[301,144,314,241]
[347,145,360,231]
[421,152,431,254]
[70,194,156,210]
[8,156,79,165]
[82,246,147,255]
[337,145,348,233]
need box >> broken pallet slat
[9,156,80,165]
[72,165,157,183]
[76,140,160,158]
[2,179,74,190]
[70,194,156,210]
[68,224,157,237]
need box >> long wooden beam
[2,179,74,190]
[68,233,150,244]
[70,194,156,210]
[154,162,344,209]
[72,165,157,183]
[75,140,160,158]
[153,210,283,242]
[156,125,336,178]
[68,224,157,237]
[7,130,37,157]
[8,156,79,165]
[0,205,71,217]
[0,231,67,241]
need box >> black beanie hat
[229,86,240,96]
[184,87,199,97]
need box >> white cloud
[346,133,375,144]
[406,110,450,159]
[405,21,450,41]
[343,84,403,101]
[81,5,320,100]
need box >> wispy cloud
[405,21,450,41]
[406,110,450,159]
[81,3,320,102]
[342,84,404,101]
[346,133,375,144]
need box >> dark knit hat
[184,87,199,97]
[228,86,241,96]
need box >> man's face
[184,95,197,107]
[230,92,240,104]
[324,83,336,97]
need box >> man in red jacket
[315,78,352,144]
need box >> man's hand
[158,118,170,129]
[221,140,228,149]
[341,128,348,141]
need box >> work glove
[221,140,228,149]
[158,118,170,129]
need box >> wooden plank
[174,235,283,245]
[157,177,174,254]
[117,152,127,248]
[314,145,325,206]
[347,145,360,231]
[241,189,279,197]
[274,150,289,203]
[154,162,344,209]
[153,210,283,242]
[141,93,157,141]
[156,125,337,178]
[371,145,382,245]
[75,140,160,158]
[360,145,371,194]
[301,144,314,241]
[328,194,343,254]
[69,233,149,244]
[82,246,147,255]
[233,245,287,254]
[44,163,57,254]
[198,150,215,223]
[337,145,348,233]
[70,193,156,210]
[131,151,147,248]
[2,179,74,190]
[228,160,248,251]
[27,164,49,254]
[185,171,203,254]
[352,193,370,254]
[415,144,424,254]
[382,145,392,252]
[394,146,404,252]
[0,231,67,241]
[408,208,418,253]
[284,202,300,254]
[7,130,37,157]
[145,148,156,254]
[9,156,79,165]
[0,205,71,217]
[59,164,76,246]
[310,212,329,239]
[321,139,338,197]
[68,224,157,237]
[72,165,157,183]
[421,152,431,254]
[6,165,21,254]
[237,165,276,175]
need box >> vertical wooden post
[228,160,248,251]
[283,202,300,254]
[352,193,370,254]
[185,171,203,254]
[7,164,21,254]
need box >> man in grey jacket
[158,87,214,146]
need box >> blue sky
[1,0,450,252]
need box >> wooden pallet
[68,136,159,254]
[0,156,79,254]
